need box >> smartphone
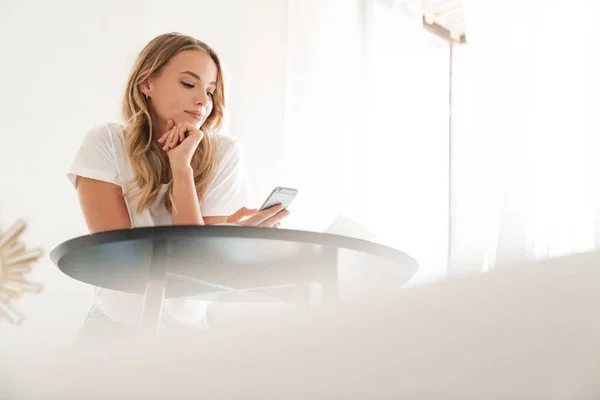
[259,186,298,211]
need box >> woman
[68,32,289,342]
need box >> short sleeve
[201,136,248,216]
[67,125,120,188]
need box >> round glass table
[50,226,418,336]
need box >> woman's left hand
[226,205,290,228]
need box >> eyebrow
[180,71,217,86]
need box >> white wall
[0,0,289,367]
[0,1,452,378]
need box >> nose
[195,91,209,107]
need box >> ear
[139,79,152,97]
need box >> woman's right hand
[157,119,204,172]
[226,204,290,228]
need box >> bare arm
[203,216,228,225]
[76,177,132,233]
[171,166,205,225]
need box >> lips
[185,111,204,121]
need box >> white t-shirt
[68,123,248,325]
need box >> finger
[166,118,175,131]
[227,207,257,223]
[184,122,205,141]
[179,123,186,143]
[169,124,183,148]
[244,204,284,226]
[184,122,199,134]
[167,124,180,148]
[274,222,281,229]
[165,127,180,150]
[190,131,204,147]
[258,209,290,228]
[162,130,171,150]
[183,129,204,150]
[158,128,171,143]
[162,129,175,151]
[228,207,257,223]
[158,119,175,143]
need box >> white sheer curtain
[364,1,449,284]
[282,0,450,283]
[281,0,600,279]
[282,0,365,232]
[450,0,600,273]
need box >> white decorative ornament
[0,220,43,324]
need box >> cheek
[168,87,188,112]
[154,86,186,116]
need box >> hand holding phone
[225,187,297,228]
[259,186,298,211]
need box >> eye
[208,92,214,98]
[181,82,194,88]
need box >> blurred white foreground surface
[11,250,600,398]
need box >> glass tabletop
[50,225,419,303]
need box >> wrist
[170,164,193,177]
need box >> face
[142,49,218,134]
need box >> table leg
[139,238,168,337]
[299,247,340,309]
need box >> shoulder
[213,134,244,165]
[68,123,127,186]
[82,123,126,149]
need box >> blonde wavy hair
[121,32,226,214]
